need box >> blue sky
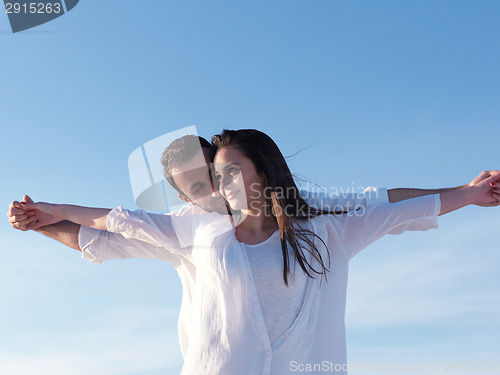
[1,1,499,374]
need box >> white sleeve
[301,186,389,211]
[79,226,182,265]
[79,205,204,265]
[363,187,389,205]
[327,194,441,260]
[105,206,200,261]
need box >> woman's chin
[229,203,245,211]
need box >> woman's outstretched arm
[20,199,111,231]
[388,170,500,204]
[439,172,500,216]
[7,196,81,250]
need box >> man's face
[170,148,228,214]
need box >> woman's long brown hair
[212,129,344,286]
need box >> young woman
[17,129,500,375]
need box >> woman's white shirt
[80,193,440,375]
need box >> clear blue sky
[1,1,499,374]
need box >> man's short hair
[160,135,215,196]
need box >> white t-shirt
[243,230,308,346]
[80,193,440,375]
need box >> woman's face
[214,147,267,212]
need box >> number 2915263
[5,2,62,14]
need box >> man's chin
[213,205,231,214]
[197,203,229,215]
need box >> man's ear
[178,193,191,204]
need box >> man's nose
[211,175,220,191]
[209,175,221,198]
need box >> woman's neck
[235,208,278,244]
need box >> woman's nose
[219,174,231,188]
[218,175,235,194]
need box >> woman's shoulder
[295,214,336,235]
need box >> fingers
[22,201,40,211]
[6,196,35,217]
[7,206,26,218]
[12,200,23,209]
[494,172,500,183]
[470,170,500,186]
[7,197,37,231]
[11,221,28,231]
[7,206,35,220]
[6,201,24,217]
[25,219,43,231]
[23,195,34,204]
[11,215,38,231]
[483,170,500,176]
[493,190,500,204]
[489,181,500,193]
[481,170,499,181]
[486,173,500,186]
[8,212,31,223]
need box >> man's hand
[7,195,62,231]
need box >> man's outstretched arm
[387,170,500,203]
[35,221,81,250]
[7,196,181,263]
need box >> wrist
[439,185,476,216]
[52,203,67,220]
[458,185,477,206]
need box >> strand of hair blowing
[213,129,339,286]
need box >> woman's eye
[228,167,239,175]
[214,174,222,181]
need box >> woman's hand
[440,171,500,215]
[467,170,500,207]
[23,201,65,230]
[469,171,500,207]
[7,195,111,231]
[23,200,111,230]
[7,195,62,231]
